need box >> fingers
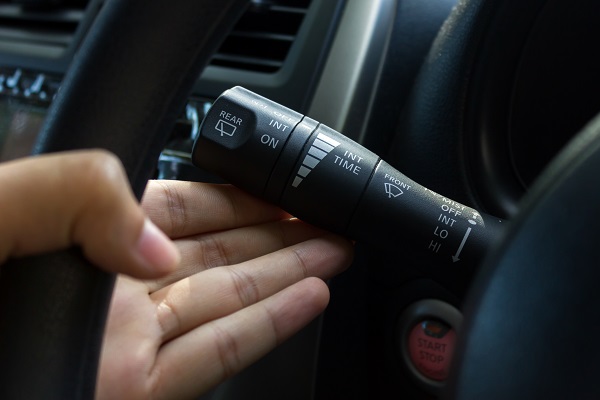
[145,218,332,292]
[97,229,352,399]
[142,180,289,239]
[151,233,352,343]
[0,151,179,278]
[149,277,330,400]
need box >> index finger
[142,180,290,239]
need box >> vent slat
[0,5,84,23]
[0,1,88,55]
[210,0,312,73]
[212,54,284,68]
[228,30,295,42]
[270,5,308,14]
[0,27,71,45]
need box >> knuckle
[156,181,187,237]
[209,322,241,381]
[193,235,230,269]
[290,247,310,279]
[226,267,260,308]
[155,298,182,340]
[79,150,126,187]
[70,150,129,205]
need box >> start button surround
[398,299,462,393]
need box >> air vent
[0,0,89,57]
[210,0,312,73]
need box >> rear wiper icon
[384,182,404,198]
[215,119,238,137]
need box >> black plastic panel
[508,0,600,187]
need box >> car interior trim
[307,0,397,141]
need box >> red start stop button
[407,320,456,381]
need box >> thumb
[0,150,179,278]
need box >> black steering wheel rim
[446,113,600,399]
[0,1,249,398]
[393,0,600,398]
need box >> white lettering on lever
[333,155,361,175]
[268,119,289,132]
[219,111,242,125]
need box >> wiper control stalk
[192,87,503,268]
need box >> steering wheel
[0,0,249,398]
[394,0,600,398]
[1,0,599,398]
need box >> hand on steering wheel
[0,150,353,400]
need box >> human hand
[0,150,352,399]
[0,150,180,277]
[97,180,353,399]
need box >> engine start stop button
[407,319,456,381]
[397,299,462,393]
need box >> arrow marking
[452,227,472,263]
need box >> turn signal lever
[192,87,504,268]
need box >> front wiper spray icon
[384,182,404,198]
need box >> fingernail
[135,219,180,275]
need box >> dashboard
[1,0,599,399]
